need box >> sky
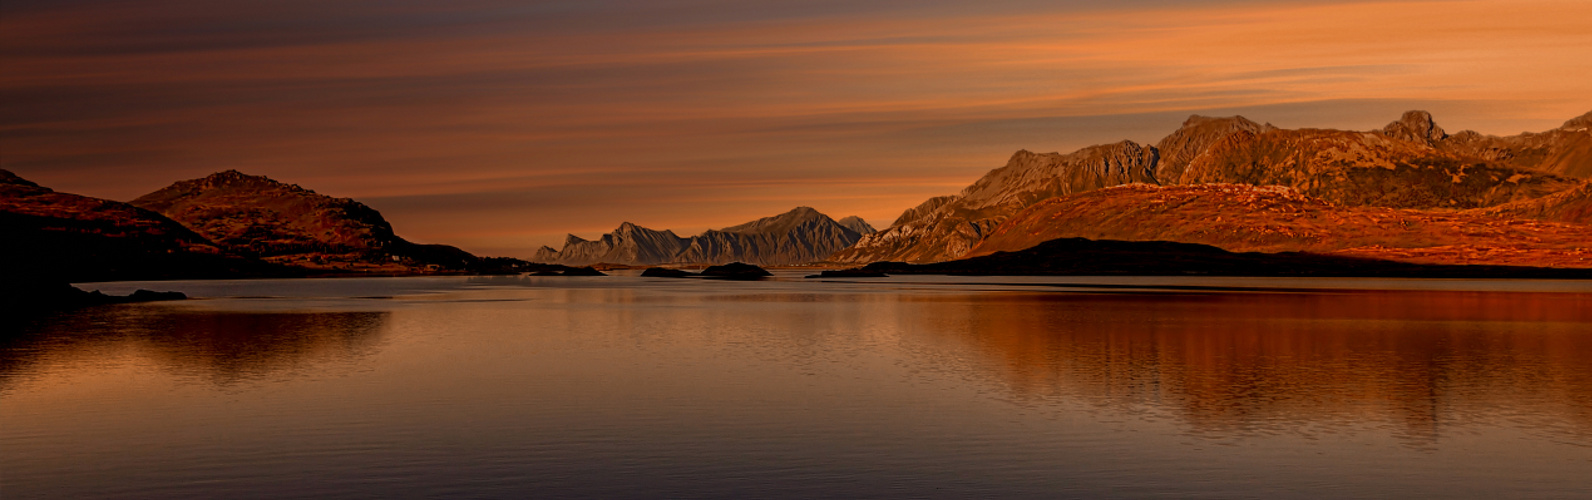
[3,0,1590,257]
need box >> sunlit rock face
[964,183,1592,269]
[832,110,1592,264]
[532,207,871,266]
[831,141,1159,263]
[132,170,478,272]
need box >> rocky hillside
[1438,110,1592,179]
[837,216,877,235]
[533,207,871,266]
[965,184,1592,269]
[834,110,1592,263]
[1478,178,1592,225]
[831,141,1158,263]
[132,170,487,273]
[1,169,280,282]
[1174,115,1576,209]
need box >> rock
[804,269,888,278]
[561,267,607,276]
[640,267,697,278]
[1,277,187,315]
[1380,110,1448,145]
[700,262,772,280]
[126,289,188,302]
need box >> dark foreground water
[5,274,1592,499]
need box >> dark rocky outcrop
[640,267,697,278]
[1,277,186,316]
[804,269,888,278]
[700,262,772,280]
[862,237,1592,279]
[560,266,607,276]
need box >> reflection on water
[902,292,1592,446]
[1,306,387,391]
[3,278,1591,499]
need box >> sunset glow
[3,0,1589,257]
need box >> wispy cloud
[3,0,1588,255]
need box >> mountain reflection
[906,291,1592,444]
[1,305,388,390]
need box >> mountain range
[531,207,876,266]
[6,109,1591,281]
[833,110,1592,265]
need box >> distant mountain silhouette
[532,222,690,266]
[533,207,872,266]
[834,110,1592,264]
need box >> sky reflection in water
[4,276,1591,499]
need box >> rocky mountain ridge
[833,109,1592,263]
[533,206,872,266]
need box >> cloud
[3,0,1588,256]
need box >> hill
[0,169,283,283]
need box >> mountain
[832,141,1158,263]
[833,110,1592,263]
[1437,110,1592,179]
[858,237,1592,279]
[964,183,1592,269]
[837,216,877,235]
[131,170,487,273]
[674,207,866,265]
[1173,113,1577,209]
[530,222,690,265]
[533,207,870,266]
[1,169,280,283]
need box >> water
[5,273,1592,499]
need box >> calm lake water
[5,273,1592,499]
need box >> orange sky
[3,0,1589,257]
